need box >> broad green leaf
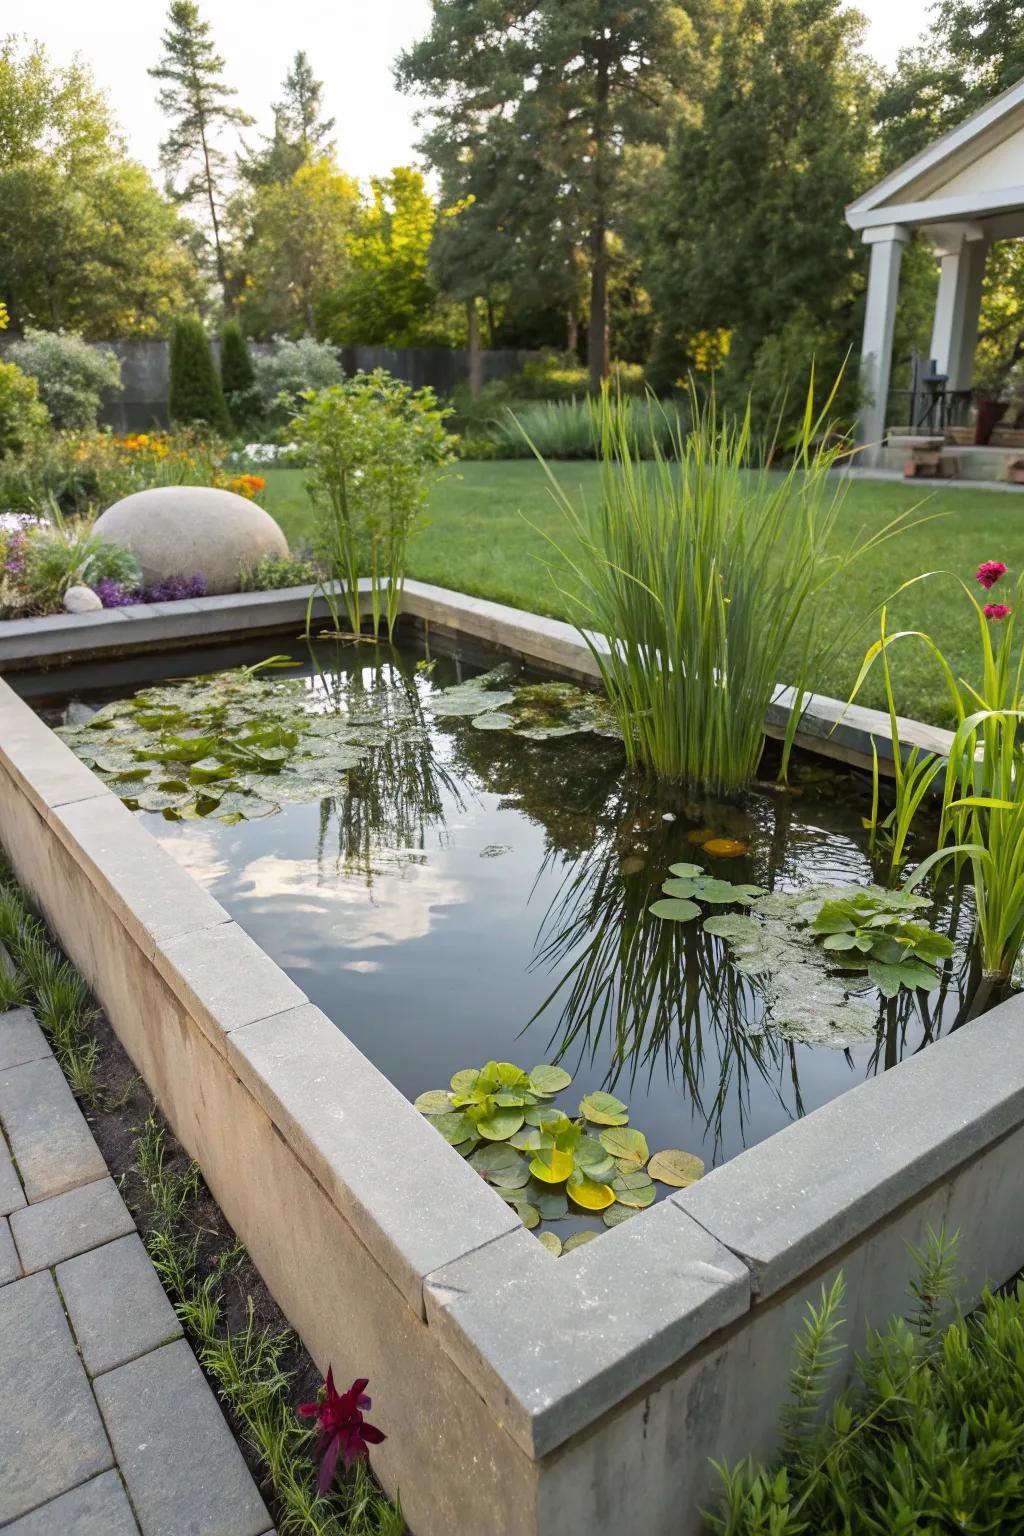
[575,1136,616,1179]
[534,1189,568,1221]
[579,1091,629,1127]
[611,1178,656,1210]
[603,1203,639,1228]
[430,1111,475,1145]
[471,1143,522,1177]
[528,1064,572,1096]
[648,1150,705,1188]
[537,1231,562,1257]
[414,1090,452,1115]
[668,862,703,878]
[649,897,701,923]
[450,1068,479,1099]
[662,878,697,898]
[562,1230,600,1253]
[508,1199,540,1230]
[822,933,859,951]
[489,1160,531,1191]
[598,1126,649,1171]
[475,1106,525,1142]
[703,914,760,941]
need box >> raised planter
[2,588,1019,1536]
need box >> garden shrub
[7,329,122,432]
[220,319,258,430]
[252,336,343,425]
[291,368,457,637]
[17,517,142,614]
[238,551,318,591]
[708,1230,1024,1536]
[169,317,232,434]
[0,361,49,457]
[0,429,229,518]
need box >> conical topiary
[220,319,256,428]
[168,316,231,434]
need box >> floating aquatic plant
[427,667,620,741]
[414,1059,703,1251]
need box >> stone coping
[0,578,953,775]
[1,633,1022,1486]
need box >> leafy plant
[0,359,49,457]
[220,319,257,429]
[169,316,231,434]
[8,328,122,431]
[252,336,343,424]
[239,551,318,591]
[415,1058,703,1249]
[851,561,1024,985]
[649,862,766,924]
[706,1229,1024,1536]
[21,512,142,613]
[807,890,954,997]
[292,370,457,639]
[537,381,920,795]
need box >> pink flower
[976,560,1008,589]
[984,603,1011,621]
[298,1368,385,1494]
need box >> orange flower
[227,473,266,499]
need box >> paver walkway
[0,1001,274,1535]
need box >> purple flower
[298,1368,386,1494]
[96,578,142,609]
[142,573,207,603]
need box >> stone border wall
[0,579,955,775]
[2,586,1022,1535]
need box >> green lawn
[263,461,1024,725]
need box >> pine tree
[397,2,692,392]
[219,318,255,426]
[169,315,231,433]
[150,2,252,305]
[239,51,334,187]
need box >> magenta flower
[298,1368,385,1493]
[976,560,1008,590]
[984,603,1011,621]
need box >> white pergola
[847,76,1024,462]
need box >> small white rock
[63,584,103,614]
[662,812,676,822]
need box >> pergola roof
[847,75,1024,242]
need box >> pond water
[36,633,978,1242]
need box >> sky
[11,0,936,185]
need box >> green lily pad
[471,712,515,731]
[575,1136,616,1180]
[668,862,704,878]
[537,1230,563,1256]
[603,1203,640,1228]
[562,1230,600,1254]
[475,1106,525,1141]
[528,1064,573,1097]
[414,1090,452,1115]
[579,1091,629,1127]
[430,1111,475,1145]
[598,1126,649,1171]
[471,1144,522,1177]
[649,898,701,923]
[507,1198,540,1230]
[703,914,760,941]
[534,1189,569,1221]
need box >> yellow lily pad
[648,1149,705,1187]
[568,1177,615,1212]
[529,1148,575,1184]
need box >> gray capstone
[93,485,289,596]
[63,584,104,614]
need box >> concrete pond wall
[1,584,1023,1535]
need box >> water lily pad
[537,1231,563,1256]
[568,1177,615,1212]
[534,1189,569,1221]
[598,1126,649,1170]
[528,1064,573,1097]
[529,1148,575,1184]
[471,712,515,731]
[471,1143,522,1177]
[475,1106,525,1141]
[648,1149,705,1187]
[562,1230,601,1254]
[575,1136,616,1180]
[579,1091,629,1127]
[703,914,760,941]
[430,1111,475,1145]
[507,1199,540,1230]
[668,862,703,878]
[611,1172,656,1209]
[648,897,701,923]
[489,1160,532,1191]
[414,1089,452,1115]
[450,1068,478,1098]
[603,1203,639,1228]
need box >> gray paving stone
[95,1338,271,1536]
[58,1232,181,1376]
[0,1055,106,1202]
[0,1125,25,1216]
[3,1470,138,1535]
[0,1216,19,1284]
[0,1006,52,1070]
[0,1270,113,1524]
[11,1176,134,1273]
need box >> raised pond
[36,633,979,1244]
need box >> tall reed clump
[536,383,920,797]
[854,560,1024,989]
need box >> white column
[929,230,988,390]
[856,224,910,464]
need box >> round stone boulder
[64,584,103,614]
[93,486,289,596]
